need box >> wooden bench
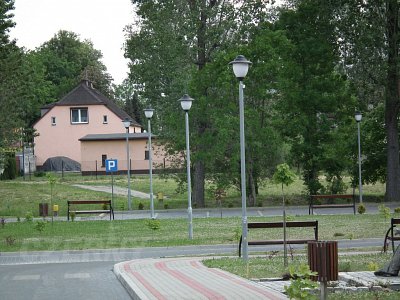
[239,220,318,257]
[67,200,114,221]
[309,194,356,215]
[383,218,400,253]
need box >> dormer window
[71,108,88,124]
[51,117,56,126]
[103,115,108,124]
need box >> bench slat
[248,221,317,229]
[310,194,354,199]
[312,204,354,208]
[249,239,313,245]
[68,200,111,205]
[72,210,112,214]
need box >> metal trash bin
[53,204,59,217]
[39,203,48,217]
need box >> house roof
[50,80,141,127]
[79,133,151,141]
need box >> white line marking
[13,275,40,280]
[64,273,90,279]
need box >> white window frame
[71,108,88,124]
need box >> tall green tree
[113,79,144,125]
[35,30,113,101]
[276,0,355,194]
[0,0,22,151]
[331,0,400,201]
[125,0,244,207]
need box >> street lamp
[122,117,132,210]
[230,55,252,261]
[144,108,155,219]
[355,111,363,203]
[179,94,194,239]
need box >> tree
[35,30,113,100]
[0,0,23,151]
[113,79,144,125]
[273,163,296,267]
[330,0,400,201]
[275,0,355,194]
[125,0,242,207]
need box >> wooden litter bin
[308,241,338,299]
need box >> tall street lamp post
[355,111,363,203]
[144,108,155,219]
[180,94,194,240]
[123,118,132,210]
[230,55,252,261]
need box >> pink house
[33,80,168,173]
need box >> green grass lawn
[0,214,397,252]
[0,173,388,217]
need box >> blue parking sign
[105,159,118,172]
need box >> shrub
[34,220,46,232]
[24,212,33,222]
[4,235,16,246]
[367,262,379,271]
[164,203,169,209]
[0,153,17,180]
[394,207,400,214]
[357,203,366,214]
[333,232,345,237]
[138,202,144,210]
[34,171,46,177]
[146,219,161,231]
[379,204,391,221]
[284,264,318,300]
[69,211,76,221]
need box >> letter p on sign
[105,159,118,172]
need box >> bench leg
[238,236,243,257]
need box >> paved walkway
[73,184,151,199]
[114,258,400,299]
[114,257,287,299]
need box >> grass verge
[0,214,397,252]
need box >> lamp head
[229,55,252,80]
[122,117,132,129]
[179,94,194,112]
[144,108,154,119]
[355,111,362,122]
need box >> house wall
[80,139,168,172]
[34,105,142,166]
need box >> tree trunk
[385,0,400,202]
[190,2,208,208]
[247,158,257,207]
[193,160,205,207]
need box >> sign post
[106,159,118,208]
